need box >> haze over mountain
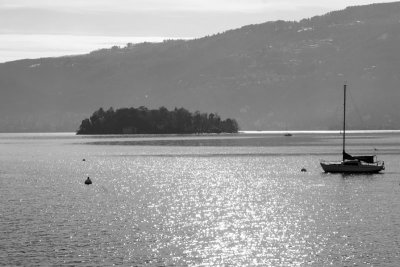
[1,2,400,132]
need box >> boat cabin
[342,160,361,166]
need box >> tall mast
[342,84,346,160]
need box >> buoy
[82,159,86,161]
[85,177,92,185]
[301,168,307,172]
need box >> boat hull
[320,161,384,173]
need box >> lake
[1,132,400,266]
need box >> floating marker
[85,177,92,185]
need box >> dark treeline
[76,106,239,135]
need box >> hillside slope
[1,2,400,132]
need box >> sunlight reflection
[2,133,398,266]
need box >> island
[76,106,239,135]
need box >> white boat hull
[320,161,384,173]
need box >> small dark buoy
[82,159,86,161]
[85,177,92,185]
[301,168,307,172]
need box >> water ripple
[1,134,400,265]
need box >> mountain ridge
[1,2,400,132]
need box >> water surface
[1,132,400,266]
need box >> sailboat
[320,84,385,173]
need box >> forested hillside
[1,2,400,132]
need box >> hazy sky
[0,0,393,62]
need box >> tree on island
[76,106,239,134]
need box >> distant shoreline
[1,130,400,136]
[241,130,400,134]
